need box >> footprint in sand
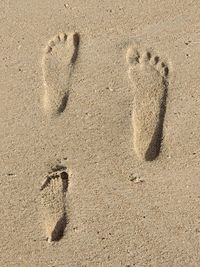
[42,32,79,116]
[126,45,169,161]
[40,166,69,242]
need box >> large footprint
[42,32,79,116]
[126,45,169,161]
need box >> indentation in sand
[126,45,169,161]
[42,32,79,116]
[40,166,69,242]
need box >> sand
[1,0,200,266]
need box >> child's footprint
[42,32,79,116]
[126,45,169,161]
[40,168,69,242]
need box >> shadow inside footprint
[57,93,69,114]
[71,33,80,64]
[60,171,69,192]
[145,79,168,161]
[50,213,68,242]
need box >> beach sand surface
[1,0,200,266]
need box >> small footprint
[40,168,69,242]
[42,32,79,116]
[126,45,169,161]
